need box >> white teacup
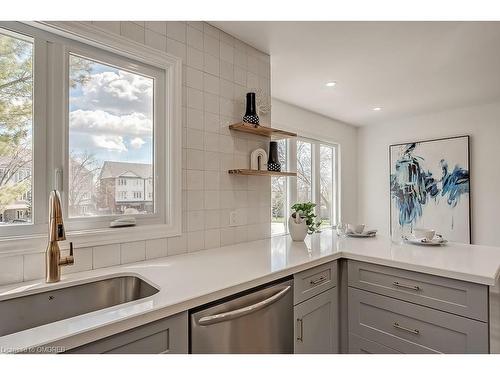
[413,228,436,241]
[348,224,365,234]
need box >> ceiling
[212,21,500,126]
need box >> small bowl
[348,224,365,234]
[413,228,436,241]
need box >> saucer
[347,229,377,238]
[403,235,448,246]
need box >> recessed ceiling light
[373,107,382,111]
[325,81,337,87]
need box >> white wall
[358,100,500,246]
[272,99,358,223]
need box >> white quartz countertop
[1,230,500,352]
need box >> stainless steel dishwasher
[190,278,293,353]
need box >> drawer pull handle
[393,322,420,335]
[296,318,303,342]
[310,276,326,285]
[393,281,421,291]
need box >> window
[0,29,33,226]
[271,140,288,235]
[296,140,312,202]
[271,137,338,235]
[0,22,182,247]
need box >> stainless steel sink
[0,275,159,337]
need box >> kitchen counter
[1,229,500,352]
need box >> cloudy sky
[69,55,153,166]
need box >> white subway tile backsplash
[204,171,220,190]
[145,29,167,51]
[145,21,167,35]
[23,253,44,281]
[186,149,205,170]
[121,241,146,264]
[234,225,248,243]
[0,255,23,285]
[204,93,220,115]
[120,22,145,44]
[220,60,234,82]
[187,190,205,211]
[204,151,220,171]
[220,98,235,117]
[188,232,205,252]
[204,23,220,39]
[187,25,204,50]
[186,128,204,150]
[204,112,220,133]
[146,238,168,259]
[220,42,234,63]
[186,169,204,189]
[204,229,221,249]
[167,38,187,61]
[187,87,204,110]
[187,210,205,232]
[187,108,204,130]
[205,209,221,229]
[220,227,235,246]
[62,247,93,275]
[204,132,220,152]
[166,21,186,43]
[187,21,204,31]
[186,67,204,90]
[204,190,220,210]
[187,46,204,70]
[219,79,234,100]
[203,73,220,95]
[167,235,188,256]
[203,53,220,76]
[93,244,121,269]
[92,21,121,34]
[234,49,247,68]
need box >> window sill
[0,223,181,256]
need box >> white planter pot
[288,215,308,241]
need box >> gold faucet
[46,190,74,283]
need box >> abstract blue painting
[389,136,470,243]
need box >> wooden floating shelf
[229,122,297,139]
[228,169,297,177]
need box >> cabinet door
[66,312,188,354]
[294,287,338,354]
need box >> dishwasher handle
[197,285,291,326]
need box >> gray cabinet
[294,261,337,305]
[348,273,489,354]
[348,260,488,321]
[349,333,401,354]
[67,312,188,354]
[294,287,338,354]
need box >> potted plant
[288,202,322,241]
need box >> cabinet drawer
[348,260,488,322]
[349,333,401,354]
[294,261,337,305]
[348,288,488,354]
[67,312,188,354]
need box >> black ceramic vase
[267,141,281,172]
[242,92,260,126]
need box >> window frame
[272,136,339,236]
[0,21,182,254]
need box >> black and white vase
[242,92,260,126]
[267,141,281,172]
